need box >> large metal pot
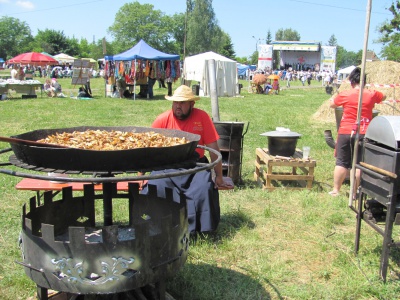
[9,126,200,172]
[260,130,302,156]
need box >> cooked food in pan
[37,130,189,150]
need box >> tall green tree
[273,28,300,69]
[266,30,272,44]
[168,13,186,56]
[275,28,301,41]
[220,33,235,59]
[34,29,70,55]
[0,17,33,60]
[335,45,362,69]
[377,1,400,61]
[250,51,259,65]
[93,38,116,60]
[327,34,338,46]
[66,36,80,57]
[108,1,172,54]
[185,0,224,55]
[235,56,250,64]
[78,38,92,58]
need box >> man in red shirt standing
[142,85,232,233]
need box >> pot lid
[260,130,302,138]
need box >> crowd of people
[6,63,103,80]
[248,68,336,86]
[247,67,338,95]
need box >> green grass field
[0,72,400,299]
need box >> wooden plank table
[254,148,316,190]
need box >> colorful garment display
[104,59,180,84]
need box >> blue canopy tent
[237,64,257,79]
[105,39,179,99]
[105,39,179,61]
[237,64,247,77]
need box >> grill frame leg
[354,191,366,254]
[36,286,48,300]
[155,279,166,300]
[380,195,397,282]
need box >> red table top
[15,178,135,191]
[16,177,234,191]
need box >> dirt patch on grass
[313,60,400,124]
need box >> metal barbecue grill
[352,116,400,281]
[0,128,221,299]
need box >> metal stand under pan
[20,182,188,299]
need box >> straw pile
[313,60,400,124]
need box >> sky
[0,0,394,58]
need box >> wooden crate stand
[254,148,316,190]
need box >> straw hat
[165,85,200,101]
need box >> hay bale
[314,60,400,124]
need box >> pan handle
[359,161,397,179]
[356,164,391,182]
[0,147,12,154]
[0,136,68,148]
[15,260,44,273]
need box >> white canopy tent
[53,53,77,64]
[183,51,238,97]
[337,65,356,83]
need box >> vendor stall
[0,79,43,99]
[104,39,180,99]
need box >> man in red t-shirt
[142,85,232,233]
[329,67,386,196]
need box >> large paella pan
[6,126,200,172]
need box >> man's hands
[214,174,234,189]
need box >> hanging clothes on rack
[172,60,180,81]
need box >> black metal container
[260,130,301,157]
[213,121,248,184]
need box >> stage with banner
[257,41,336,72]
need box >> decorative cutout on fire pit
[51,256,135,285]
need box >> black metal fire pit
[0,143,221,299]
[20,183,189,295]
